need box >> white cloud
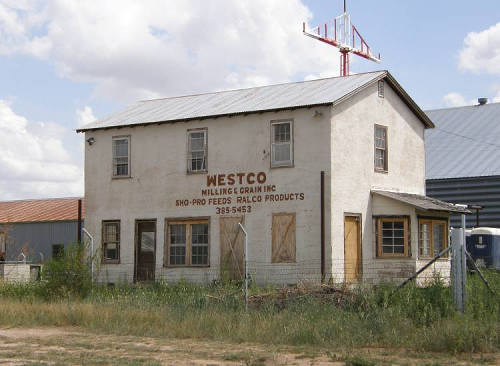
[0,100,83,200]
[442,92,476,108]
[76,105,96,128]
[0,0,341,103]
[459,22,500,75]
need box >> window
[376,217,409,257]
[187,129,207,173]
[112,136,130,177]
[166,219,209,266]
[378,80,385,98]
[0,232,5,259]
[102,221,120,263]
[419,219,448,258]
[271,120,293,167]
[374,125,388,172]
[51,244,64,259]
[272,213,296,263]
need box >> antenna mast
[303,1,381,76]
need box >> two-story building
[77,70,467,285]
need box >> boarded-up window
[272,213,296,263]
[220,217,244,280]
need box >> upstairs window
[271,120,293,167]
[187,129,207,173]
[102,221,120,263]
[419,219,448,258]
[112,136,130,177]
[374,125,388,172]
[376,217,409,258]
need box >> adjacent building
[0,198,84,263]
[426,100,500,228]
[78,70,467,285]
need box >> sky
[0,0,499,200]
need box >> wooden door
[135,221,156,282]
[220,217,244,281]
[344,215,361,282]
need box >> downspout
[321,171,325,283]
[77,199,82,244]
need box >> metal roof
[425,102,500,180]
[372,190,470,214]
[0,198,84,224]
[77,70,433,132]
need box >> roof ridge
[138,70,387,103]
[426,100,500,113]
[0,197,83,204]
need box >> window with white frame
[102,221,120,263]
[187,129,207,173]
[374,125,388,172]
[112,136,130,177]
[271,120,293,167]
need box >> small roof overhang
[372,190,471,214]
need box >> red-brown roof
[0,198,84,223]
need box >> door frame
[134,219,157,283]
[343,213,362,282]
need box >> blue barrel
[469,228,500,270]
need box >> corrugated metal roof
[425,102,500,179]
[78,71,386,131]
[0,198,84,223]
[372,190,470,213]
[77,70,433,132]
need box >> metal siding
[426,176,500,228]
[79,72,387,131]
[0,221,81,262]
[425,102,500,179]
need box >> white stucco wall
[330,81,431,283]
[84,77,442,285]
[85,106,332,284]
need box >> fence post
[238,222,248,311]
[451,216,467,314]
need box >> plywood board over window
[272,213,296,263]
[220,216,244,280]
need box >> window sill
[375,256,413,260]
[271,163,294,169]
[186,170,208,175]
[374,169,388,174]
[102,260,120,264]
[112,175,132,180]
[163,265,210,268]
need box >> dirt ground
[0,327,498,366]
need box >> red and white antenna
[303,0,381,76]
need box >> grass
[0,261,498,355]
